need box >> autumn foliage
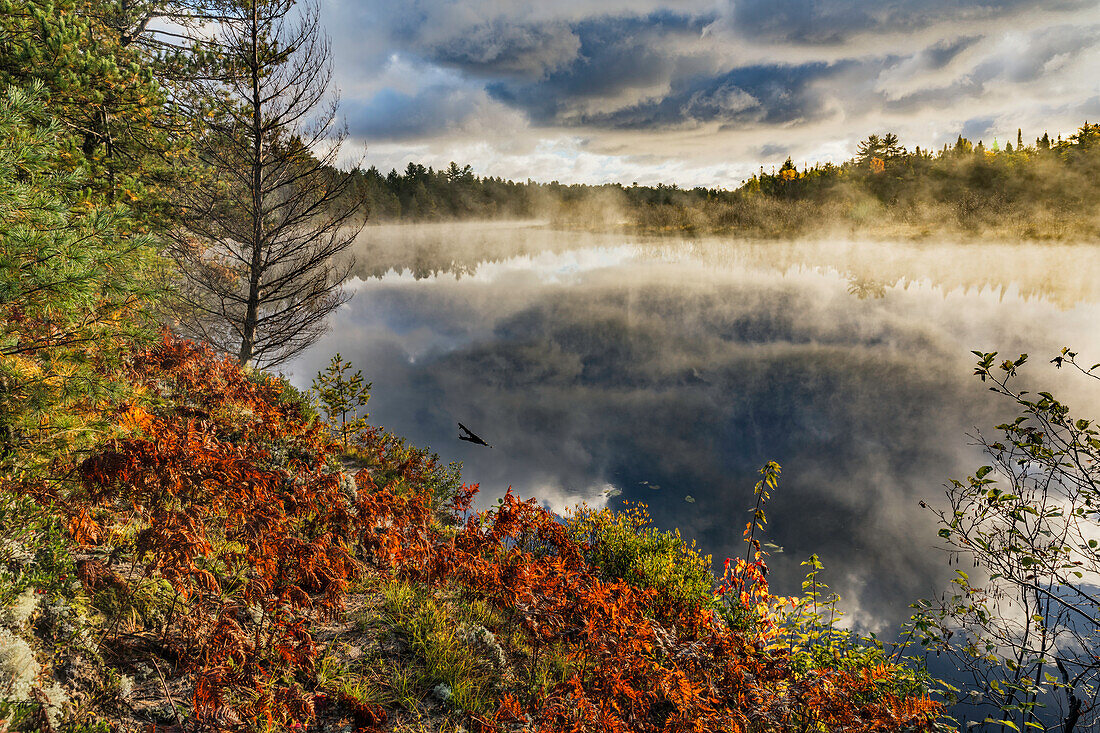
[22,335,939,731]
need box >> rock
[337,472,358,505]
[148,701,178,724]
[132,662,155,683]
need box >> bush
[565,502,715,615]
[0,492,77,608]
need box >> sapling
[312,353,372,452]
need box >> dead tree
[166,0,360,368]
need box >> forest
[0,0,1098,731]
[343,127,1100,240]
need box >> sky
[321,0,1100,188]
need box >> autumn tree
[166,0,360,368]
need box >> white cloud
[322,0,1100,186]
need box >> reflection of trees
[342,223,1100,310]
[343,222,625,281]
[645,239,1100,310]
[845,276,889,300]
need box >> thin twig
[149,656,187,732]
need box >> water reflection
[290,223,1100,633]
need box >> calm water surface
[287,222,1100,634]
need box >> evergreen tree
[855,134,884,164]
[312,353,371,451]
[881,132,904,158]
[166,0,360,368]
[0,0,178,227]
[0,83,160,469]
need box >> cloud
[718,0,1092,45]
[416,20,582,80]
[344,81,527,141]
[482,12,719,125]
[320,0,1100,186]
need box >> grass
[326,574,579,719]
[337,578,502,716]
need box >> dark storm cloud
[485,12,715,125]
[415,20,582,80]
[418,10,711,82]
[725,0,1090,44]
[492,60,843,129]
[357,0,1090,127]
[322,0,1100,183]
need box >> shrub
[565,502,715,615]
[0,491,77,610]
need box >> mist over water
[287,223,1100,634]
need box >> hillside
[0,335,943,732]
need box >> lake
[286,221,1100,635]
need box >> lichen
[8,587,38,626]
[0,626,39,701]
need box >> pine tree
[881,132,904,158]
[312,353,371,451]
[0,84,160,469]
[166,0,361,368]
[0,0,178,227]
[855,134,884,164]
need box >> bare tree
[166,0,360,368]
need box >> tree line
[338,123,1100,241]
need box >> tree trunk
[239,0,264,366]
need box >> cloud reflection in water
[288,227,1100,634]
